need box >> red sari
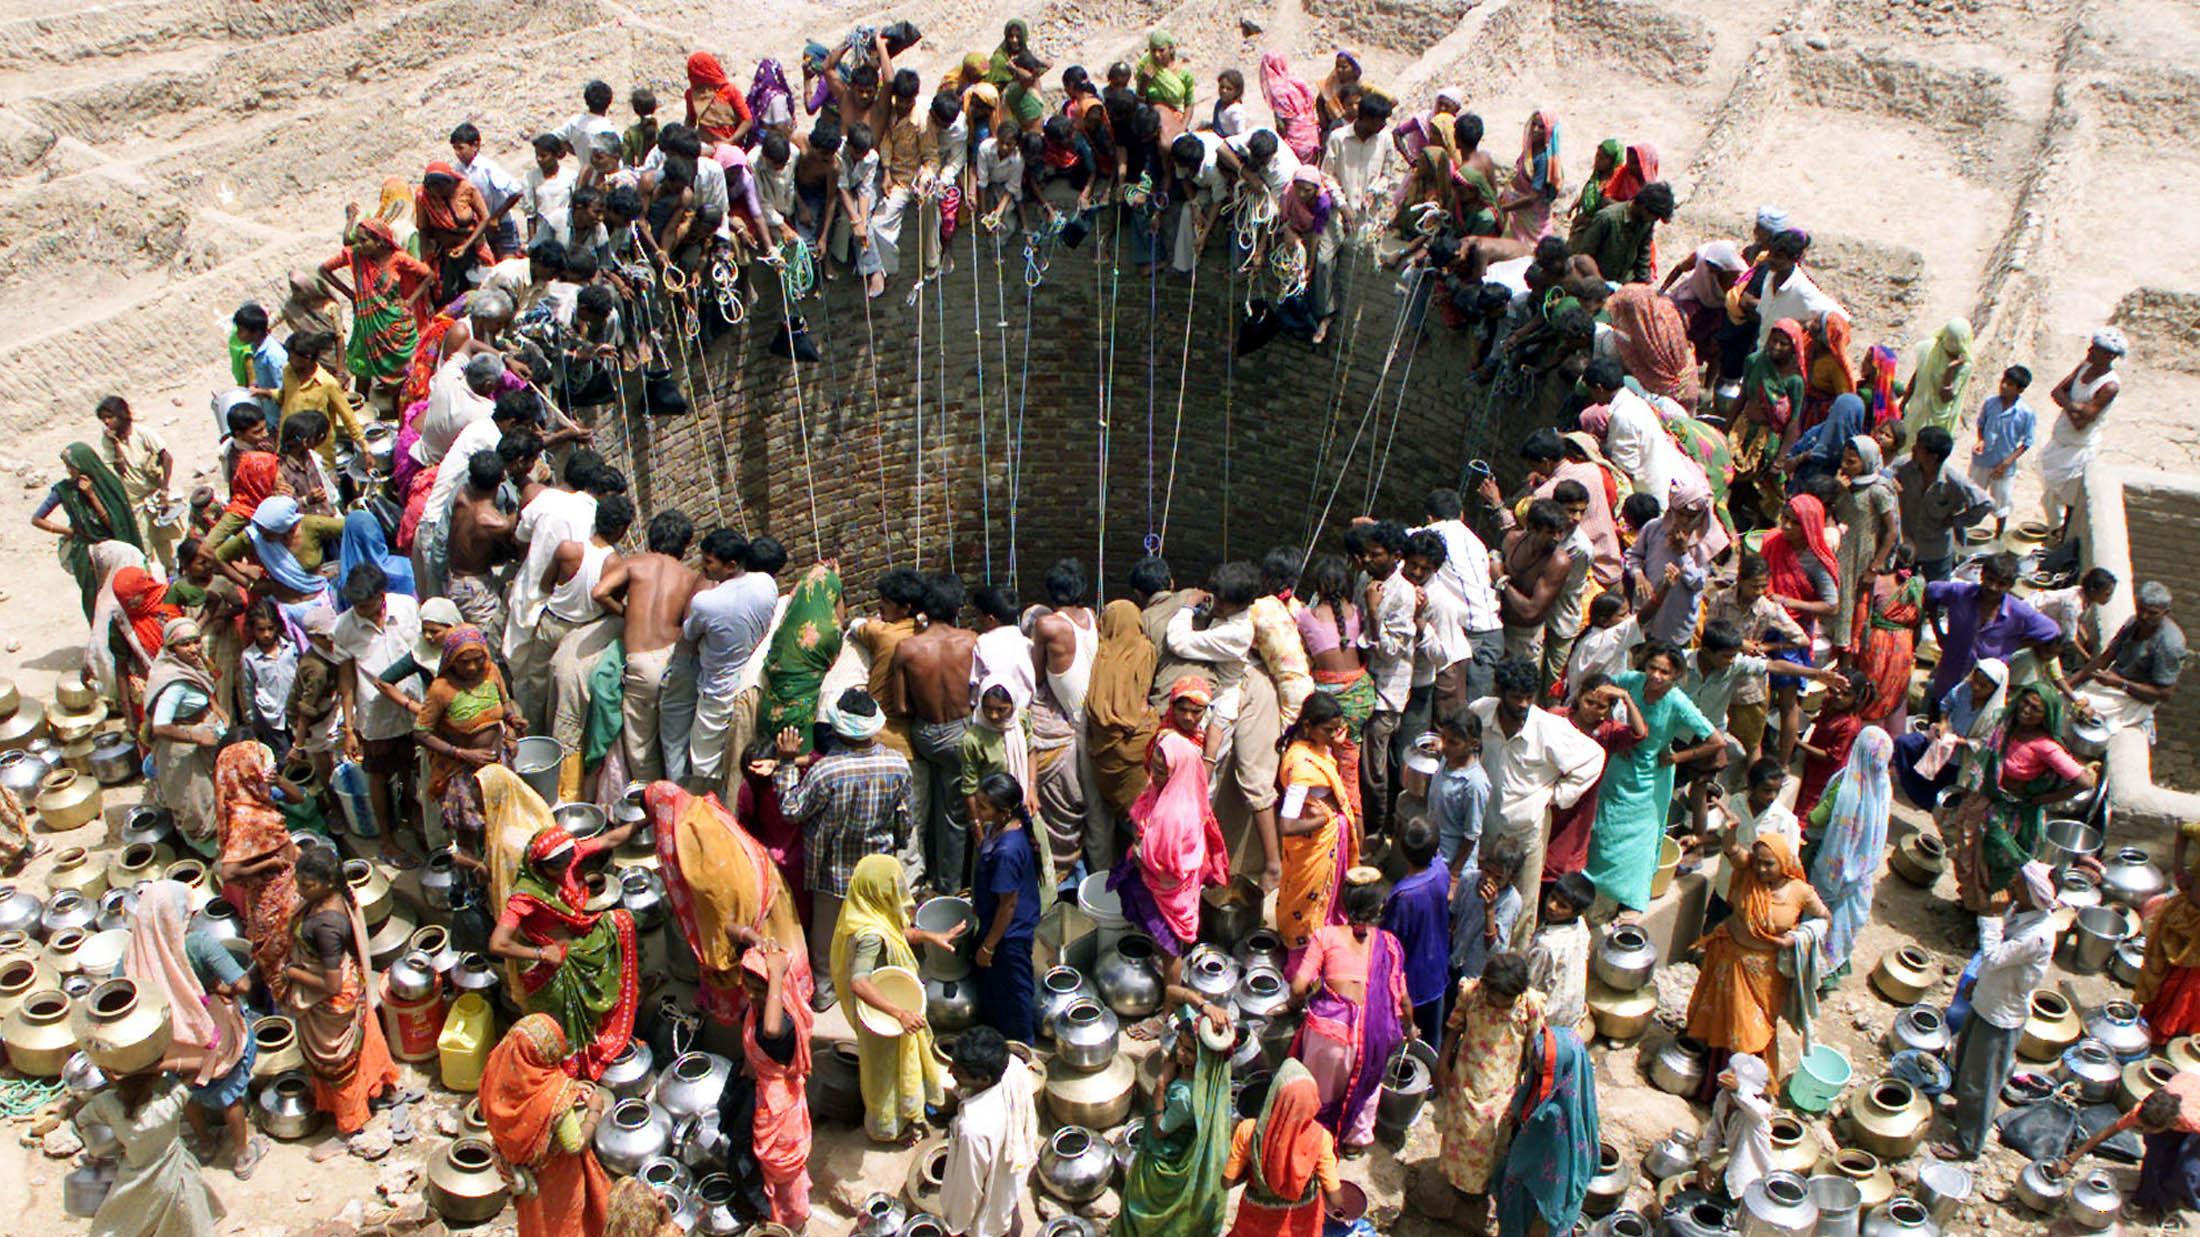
[736,950,813,1227]
[1797,708,1864,818]
[1544,713,1637,878]
[481,1014,614,1237]
[502,829,641,1080]
[1857,575,1924,724]
[213,743,299,997]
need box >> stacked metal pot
[1587,922,1659,1043]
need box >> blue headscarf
[335,509,415,612]
[1793,391,1869,467]
[1808,725,1894,970]
[247,497,328,597]
[1497,1027,1600,1237]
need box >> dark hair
[583,79,614,111]
[809,120,843,155]
[1747,757,1787,791]
[845,122,875,155]
[646,509,693,556]
[1043,558,1088,607]
[1526,499,1569,535]
[449,122,482,146]
[922,573,966,622]
[1280,691,1344,753]
[1249,547,1296,597]
[1434,706,1479,744]
[1405,528,1448,567]
[1357,91,1394,121]
[575,283,617,319]
[594,493,635,539]
[1210,561,1260,608]
[533,131,569,157]
[1521,427,1567,464]
[1583,357,1625,391]
[1635,181,1676,219]
[700,528,748,567]
[1169,133,1205,168]
[664,123,705,160]
[466,450,506,492]
[1915,425,1955,460]
[246,596,283,632]
[1217,68,1243,93]
[973,586,1018,625]
[294,849,346,896]
[1770,229,1810,259]
[878,567,929,610]
[1481,835,1525,882]
[1364,520,1411,558]
[1127,555,1173,598]
[1042,114,1072,144]
[1305,553,1354,612]
[630,86,657,114]
[1577,672,1614,697]
[232,303,269,333]
[849,64,879,90]
[497,429,542,469]
[1621,491,1663,529]
[836,688,879,718]
[607,185,645,219]
[1450,112,1484,152]
[1736,553,1771,582]
[1493,656,1540,697]
[563,449,604,488]
[1341,880,1387,924]
[2140,1086,2183,1129]
[562,248,601,283]
[1423,487,1463,522]
[1482,952,1531,998]
[279,410,329,452]
[1550,480,1590,508]
[1245,129,1277,164]
[1980,552,2022,586]
[2002,364,2033,390]
[1701,619,1744,655]
[343,561,387,606]
[760,129,792,164]
[976,771,1034,832]
[2081,566,2118,595]
[1397,815,1439,868]
[1552,871,1598,913]
[1640,640,1687,676]
[225,403,265,436]
[892,68,920,100]
[953,1025,1011,1087]
[930,92,961,126]
[745,536,788,576]
[1589,591,1627,624]
[1533,234,1572,270]
[492,389,540,425]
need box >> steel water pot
[1094,933,1165,1019]
[1035,1125,1113,1203]
[2058,905,2127,975]
[594,1098,674,1175]
[2084,998,2153,1062]
[1582,1141,1632,1217]
[1647,1036,1707,1096]
[1051,998,1121,1071]
[1184,945,1240,1005]
[2058,1039,2121,1104]
[1593,923,1658,993]
[1233,964,1290,1021]
[602,1039,656,1101]
[426,1137,511,1223]
[2066,1168,2123,1229]
[1858,1196,1937,1237]
[1233,927,1286,976]
[1886,1005,1951,1057]
[1740,1170,1818,1237]
[653,1052,732,1121]
[0,885,42,938]
[1036,967,1092,1038]
[2099,846,2168,908]
[924,975,978,1034]
[253,1072,321,1140]
[1809,1173,1864,1237]
[1644,1128,1696,1181]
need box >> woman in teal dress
[1585,643,1723,913]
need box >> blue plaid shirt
[1972,395,2035,470]
[776,744,913,896]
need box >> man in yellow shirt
[276,330,365,466]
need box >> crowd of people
[24,18,2200,1237]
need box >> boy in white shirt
[1563,592,1641,702]
[1704,758,1801,927]
[524,133,577,245]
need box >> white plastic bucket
[1077,872,1127,956]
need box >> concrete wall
[585,222,1518,601]
[2104,472,2200,789]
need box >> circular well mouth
[450,1142,492,1171]
[1052,1127,1092,1157]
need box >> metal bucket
[511,736,565,805]
[2060,905,2127,976]
[1199,876,1262,951]
[2037,818,2102,870]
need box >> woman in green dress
[33,442,142,618]
[1117,1009,1233,1237]
[758,563,844,755]
[1585,643,1723,914]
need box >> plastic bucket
[380,976,448,1063]
[330,760,378,837]
[1078,872,1127,956]
[1788,1044,1853,1112]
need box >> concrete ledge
[2080,459,2200,839]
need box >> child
[1382,816,1453,1046]
[1795,667,1871,816]
[525,133,575,246]
[284,607,344,809]
[237,599,298,758]
[1618,490,1662,546]
[1705,758,1800,929]
[1208,69,1248,137]
[1563,591,1641,700]
[1683,618,1828,829]
[970,772,1042,1043]
[1967,364,2035,540]
[1525,871,1596,1037]
[1547,673,1639,887]
[1450,834,1525,987]
[1700,554,1810,764]
[1429,707,1490,871]
[622,87,661,166]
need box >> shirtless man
[446,452,517,652]
[592,509,701,780]
[1030,559,1099,869]
[894,573,980,891]
[1497,499,1578,677]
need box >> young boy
[1700,554,1810,763]
[1429,707,1491,871]
[939,1027,1039,1237]
[622,87,661,166]
[1705,758,1800,928]
[1563,591,1641,701]
[1451,833,1525,989]
[524,133,576,246]
[1526,871,1596,1037]
[1383,816,1454,1047]
[284,607,345,814]
[1967,364,2036,541]
[238,599,299,758]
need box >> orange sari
[1275,740,1358,955]
[1684,835,1808,1055]
[214,742,299,997]
[482,1014,613,1237]
[737,950,813,1226]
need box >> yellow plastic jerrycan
[437,992,494,1092]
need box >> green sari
[758,564,843,755]
[1951,682,2078,908]
[989,19,1045,125]
[54,442,142,619]
[1115,1027,1231,1237]
[506,858,640,1080]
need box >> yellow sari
[1276,741,1358,953]
[479,765,556,988]
[829,855,945,1141]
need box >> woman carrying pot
[282,850,401,1146]
[122,879,264,1179]
[479,1013,613,1237]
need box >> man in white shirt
[916,93,968,277]
[450,122,525,257]
[1402,530,1478,736]
[523,133,577,245]
[1321,93,1393,220]
[472,243,557,316]
[1167,562,1282,884]
[1414,490,1505,700]
[686,532,785,784]
[1750,230,1844,350]
[558,80,620,178]
[1218,127,1302,198]
[2027,567,2117,665]
[1352,521,1420,836]
[1584,358,1685,513]
[939,1029,1040,1237]
[505,456,604,727]
[411,291,518,470]
[333,566,423,864]
[1167,131,1231,273]
[1467,656,1608,937]
[974,127,1026,234]
[1938,862,2059,1160]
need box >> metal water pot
[0,885,42,937]
[913,896,977,981]
[1184,945,1240,1005]
[1593,923,1659,993]
[1582,1141,1633,1217]
[2099,846,2167,908]
[2058,905,2127,976]
[119,806,172,849]
[1051,998,1121,1071]
[1093,933,1165,1019]
[1846,1078,1930,1160]
[2065,1169,2123,1229]
[1913,1160,1971,1227]
[691,1173,742,1236]
[602,1039,656,1100]
[2084,999,2153,1062]
[425,1137,511,1223]
[2013,1160,2068,1213]
[385,951,438,1003]
[924,975,978,1034]
[2036,818,2101,869]
[652,1051,732,1122]
[1373,1046,1431,1130]
[1647,1036,1708,1096]
[253,1072,322,1140]
[62,1158,117,1218]
[1886,1005,1951,1057]
[419,850,461,911]
[1858,1196,1938,1237]
[1035,1126,1113,1204]
[593,1098,673,1175]
[97,888,138,934]
[1740,1170,1818,1237]
[620,868,667,931]
[1643,1128,1697,1181]
[1233,964,1290,1021]
[39,890,95,938]
[0,748,52,802]
[2059,1039,2121,1104]
[1233,927,1287,976]
[855,1193,908,1237]
[1036,967,1092,1038]
[1809,1173,1864,1237]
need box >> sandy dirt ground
[1,0,2194,1232]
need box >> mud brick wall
[588,225,1519,601]
[2113,476,2200,790]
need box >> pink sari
[1260,54,1321,163]
[1125,728,1229,946]
[1291,925,1408,1147]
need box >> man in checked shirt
[775,688,914,1012]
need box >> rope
[1096,207,1120,600]
[1366,287,1429,509]
[858,268,893,567]
[1300,264,1423,579]
[1144,220,1159,551]
[991,227,1014,578]
[972,217,993,582]
[912,253,925,568]
[0,1077,63,1117]
[770,250,822,559]
[1154,253,1201,552]
[1010,234,1037,583]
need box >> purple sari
[1291,927,1408,1144]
